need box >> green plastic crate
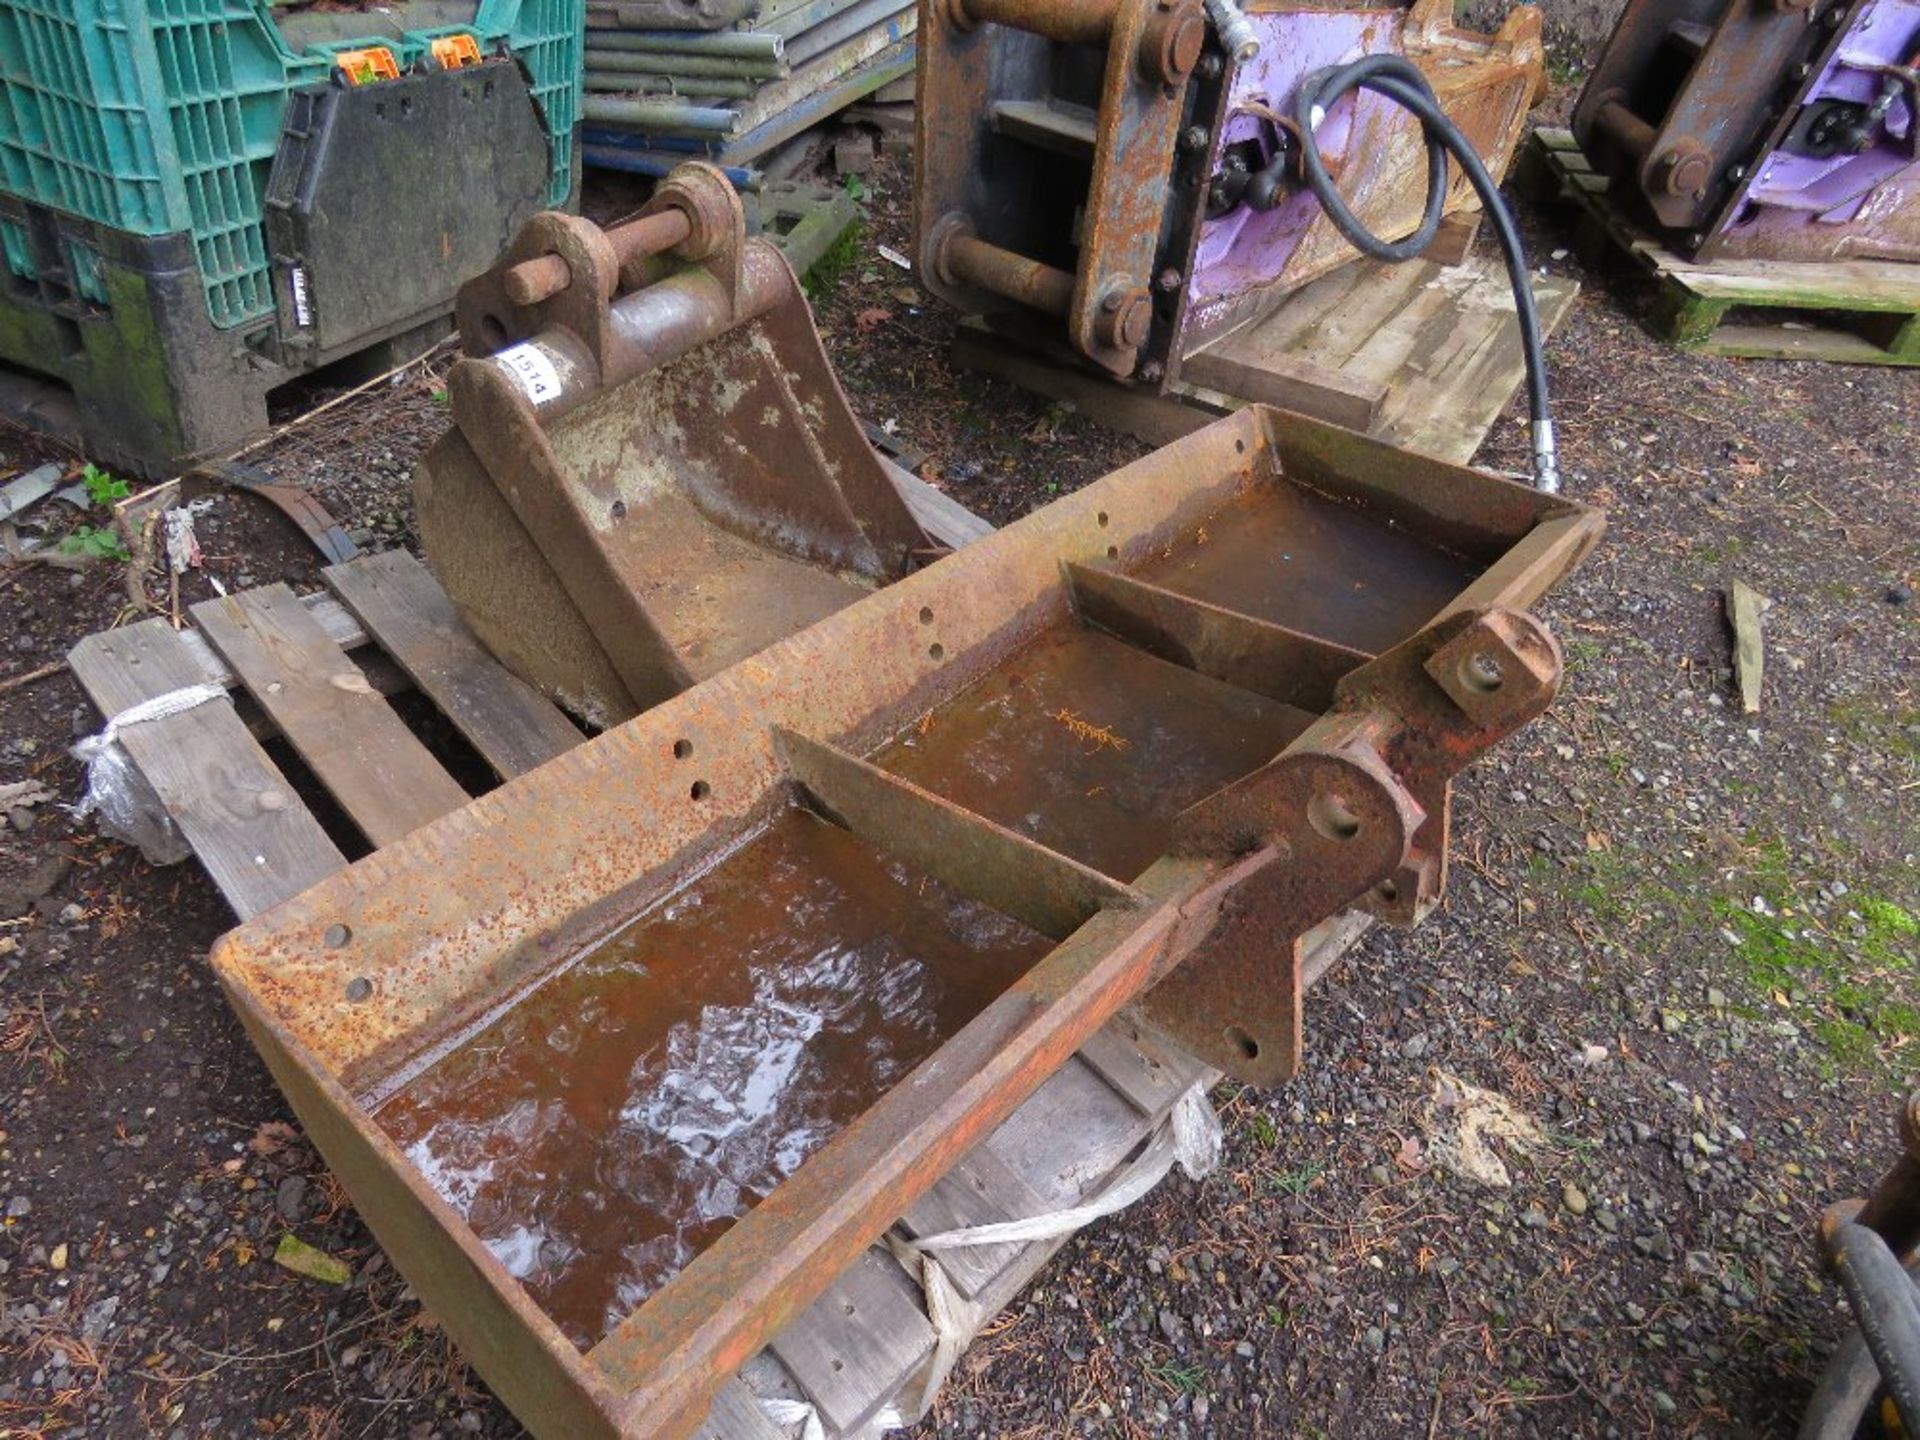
[0,0,581,329]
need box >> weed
[58,524,129,562]
[1265,1161,1325,1196]
[79,461,130,507]
[1144,1359,1207,1396]
[1246,1112,1278,1149]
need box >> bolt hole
[1307,792,1362,842]
[1106,545,1119,560]
[344,977,373,1003]
[610,499,627,521]
[672,738,693,760]
[1461,652,1505,693]
[842,1301,856,1316]
[1234,438,1246,454]
[831,1359,845,1373]
[928,642,945,661]
[690,780,711,801]
[1097,511,1109,527]
[323,923,351,949]
[1225,1025,1259,1060]
[1379,879,1399,902]
[918,606,934,625]
[479,313,507,350]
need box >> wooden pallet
[68,492,1371,1439]
[954,248,1579,466]
[1522,128,1920,366]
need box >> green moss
[802,218,862,302]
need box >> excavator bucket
[212,395,1601,1439]
[915,0,1547,381]
[416,163,932,726]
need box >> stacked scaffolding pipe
[582,0,915,166]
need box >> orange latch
[429,34,485,68]
[333,46,401,85]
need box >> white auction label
[496,342,562,405]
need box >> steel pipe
[504,208,696,306]
[940,231,1076,316]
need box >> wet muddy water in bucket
[874,626,1314,881]
[374,808,1050,1348]
[1136,485,1481,654]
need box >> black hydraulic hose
[1292,52,1560,492]
[1826,1222,1920,1434]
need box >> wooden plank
[1421,207,1482,267]
[191,586,471,848]
[324,551,581,779]
[1728,579,1767,714]
[1077,1017,1207,1116]
[66,619,346,920]
[694,1378,785,1440]
[1379,272,1578,464]
[767,1249,935,1435]
[951,322,1220,448]
[897,1142,1050,1301]
[883,458,995,549]
[1694,320,1912,365]
[175,590,371,689]
[1178,347,1386,432]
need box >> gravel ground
[1,111,1915,1440]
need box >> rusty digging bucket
[212,399,1600,1439]
[415,163,932,727]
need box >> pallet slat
[324,551,582,780]
[695,1379,785,1440]
[897,1141,1051,1301]
[66,619,346,920]
[191,586,472,848]
[767,1249,937,1434]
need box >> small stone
[1653,1390,1677,1416]
[1562,1184,1589,1217]
[1887,583,1913,606]
[275,1176,310,1224]
[48,1243,67,1271]
[6,807,31,834]
[1520,1206,1549,1229]
[1363,1326,1385,1354]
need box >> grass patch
[1544,831,1916,1077]
[802,218,862,303]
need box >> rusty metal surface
[915,0,1545,382]
[417,163,931,725]
[215,405,1600,1440]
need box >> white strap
[881,1083,1222,1428]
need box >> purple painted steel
[1712,0,1920,259]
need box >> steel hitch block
[415,162,933,728]
[915,0,1546,381]
[212,406,1601,1440]
[1572,0,1920,262]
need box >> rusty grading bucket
[415,163,931,727]
[915,0,1546,381]
[212,406,1600,1440]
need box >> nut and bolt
[1155,267,1184,293]
[1178,124,1212,152]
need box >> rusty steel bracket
[916,0,1545,383]
[1135,606,1562,1080]
[417,163,931,727]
